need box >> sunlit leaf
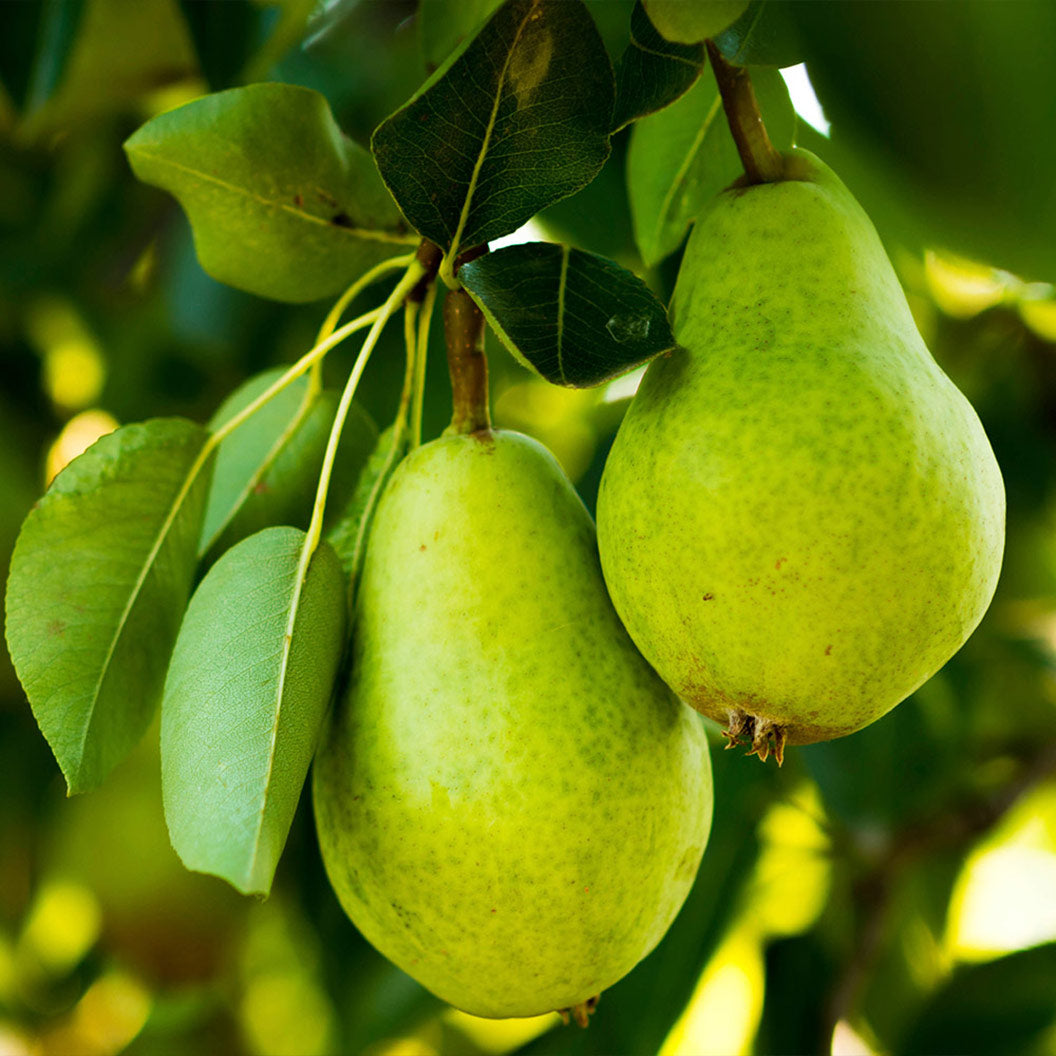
[5,419,212,793]
[124,83,416,303]
[459,242,674,387]
[162,527,347,896]
[371,0,613,263]
[627,63,794,266]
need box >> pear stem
[706,40,784,184]
[444,287,491,434]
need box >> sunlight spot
[602,365,645,403]
[445,1008,560,1053]
[18,879,101,977]
[489,218,548,252]
[831,1018,877,1055]
[45,409,120,485]
[780,63,830,137]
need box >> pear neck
[444,286,492,435]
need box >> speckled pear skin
[312,429,712,1019]
[596,149,1005,748]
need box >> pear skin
[313,429,712,1018]
[597,149,1005,756]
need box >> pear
[312,429,712,1019]
[597,149,1005,759]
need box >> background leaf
[326,422,410,587]
[714,0,802,68]
[371,0,614,261]
[200,368,377,560]
[899,944,1056,1056]
[161,527,347,896]
[642,0,747,45]
[627,63,794,266]
[459,242,675,387]
[4,419,211,793]
[611,1,704,132]
[417,0,505,72]
[124,83,416,304]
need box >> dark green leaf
[20,0,198,140]
[642,0,747,45]
[200,369,377,560]
[612,1,704,132]
[714,0,802,68]
[161,527,347,896]
[371,0,613,262]
[459,242,675,387]
[418,0,505,71]
[124,83,416,304]
[900,944,1056,1056]
[326,422,410,587]
[4,419,212,793]
[627,63,794,266]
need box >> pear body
[597,150,1004,747]
[313,430,712,1018]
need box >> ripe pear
[597,149,1005,760]
[313,429,712,1019]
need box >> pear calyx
[723,710,786,767]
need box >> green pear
[597,149,1005,759]
[313,429,712,1019]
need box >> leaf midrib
[127,148,418,247]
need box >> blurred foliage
[2,2,1056,1054]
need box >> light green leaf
[326,421,410,589]
[642,0,747,44]
[161,527,347,896]
[4,419,212,793]
[628,63,794,266]
[200,368,377,560]
[124,83,416,304]
[459,242,675,387]
[371,0,613,262]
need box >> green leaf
[19,0,197,139]
[612,1,704,132]
[161,527,347,896]
[326,422,410,587]
[627,63,794,266]
[124,83,416,304]
[4,419,212,793]
[200,368,377,560]
[642,0,747,44]
[900,944,1056,1056]
[371,0,614,262]
[418,0,505,71]
[459,242,675,387]
[714,0,802,68]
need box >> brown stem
[443,287,491,434]
[410,240,443,304]
[706,40,784,184]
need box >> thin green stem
[301,260,425,562]
[410,281,438,448]
[309,252,417,391]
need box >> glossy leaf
[900,943,1056,1056]
[4,419,212,793]
[124,83,415,304]
[200,368,377,560]
[161,527,347,896]
[371,0,613,262]
[418,0,504,71]
[326,422,410,587]
[627,63,794,266]
[612,1,704,132]
[714,0,802,68]
[459,242,674,387]
[642,0,747,45]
